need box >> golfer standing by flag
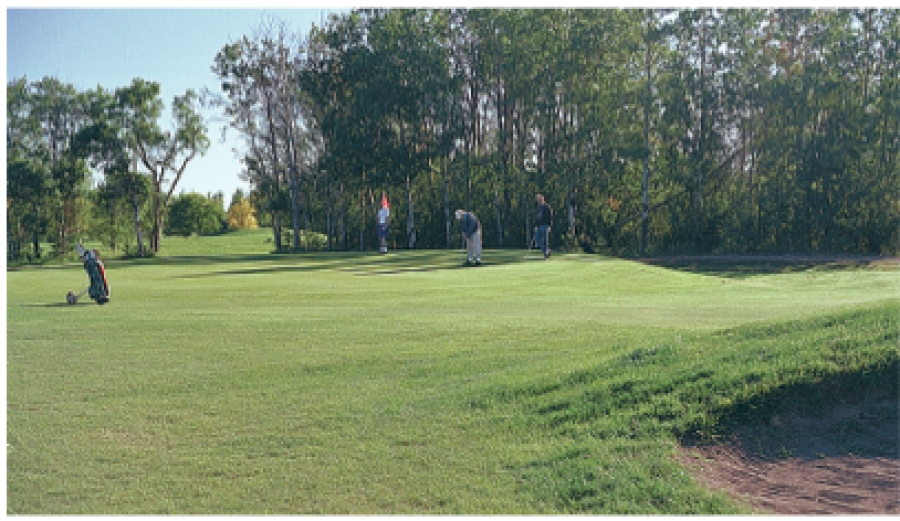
[377,193,390,254]
[535,194,553,260]
[455,209,482,266]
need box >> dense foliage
[164,192,227,237]
[7,76,210,259]
[295,9,898,255]
[8,9,898,260]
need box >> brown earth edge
[675,395,899,515]
[637,253,899,268]
[676,445,898,515]
[647,253,899,514]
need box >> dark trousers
[535,225,550,257]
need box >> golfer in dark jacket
[455,209,482,266]
[535,194,553,259]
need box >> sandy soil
[678,397,898,514]
[638,253,898,268]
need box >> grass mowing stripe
[7,249,897,513]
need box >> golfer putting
[455,209,482,266]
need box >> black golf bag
[80,246,110,304]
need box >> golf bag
[79,246,110,304]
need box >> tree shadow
[638,254,897,279]
[166,249,532,279]
[20,301,104,308]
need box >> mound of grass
[476,303,897,513]
[6,250,897,514]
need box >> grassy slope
[7,236,898,513]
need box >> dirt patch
[678,445,898,514]
[639,254,899,277]
[639,254,898,267]
[678,396,899,514]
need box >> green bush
[165,193,226,237]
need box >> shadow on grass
[164,249,537,278]
[681,358,899,461]
[638,254,898,279]
[21,302,80,308]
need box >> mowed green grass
[7,237,899,514]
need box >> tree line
[7,76,212,259]
[8,9,898,261]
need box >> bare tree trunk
[641,29,651,255]
[273,211,282,251]
[8,204,18,261]
[132,193,144,256]
[152,176,161,253]
[493,183,502,248]
[695,13,708,252]
[359,191,366,252]
[290,174,301,251]
[326,172,333,251]
[567,184,576,244]
[31,202,41,259]
[109,205,117,254]
[443,159,451,248]
[339,183,346,251]
[406,174,416,249]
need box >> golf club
[67,286,89,305]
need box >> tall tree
[209,17,319,251]
[74,85,149,254]
[26,77,90,254]
[118,78,209,252]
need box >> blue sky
[6,6,345,203]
